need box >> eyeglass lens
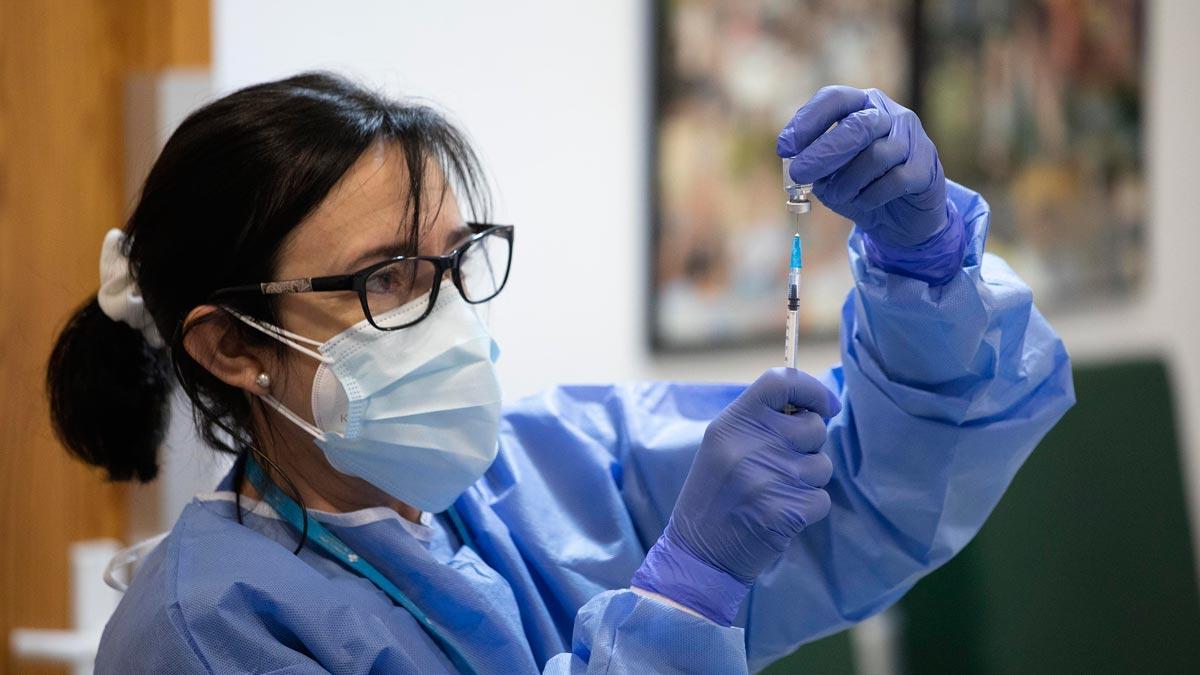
[459,230,511,303]
[364,228,511,329]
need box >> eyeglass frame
[210,222,514,331]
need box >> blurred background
[1,1,1197,673]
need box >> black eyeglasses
[212,222,513,331]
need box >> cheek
[273,350,322,424]
[276,292,364,343]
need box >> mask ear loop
[259,393,325,440]
[223,306,333,365]
[221,307,332,440]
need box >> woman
[47,73,1073,673]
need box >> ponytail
[46,296,172,482]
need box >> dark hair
[47,72,490,483]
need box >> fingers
[863,87,903,117]
[776,85,871,157]
[790,450,833,487]
[791,488,832,528]
[766,409,828,454]
[786,108,892,185]
[750,443,832,491]
[782,86,946,218]
[747,368,842,419]
[771,485,832,537]
[848,92,939,211]
[819,137,909,207]
[855,151,940,212]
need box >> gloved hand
[631,368,839,626]
[777,86,966,285]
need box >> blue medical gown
[96,182,1074,673]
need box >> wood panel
[0,2,209,672]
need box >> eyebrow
[443,223,475,251]
[341,224,476,273]
[342,242,413,272]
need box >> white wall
[214,1,1200,562]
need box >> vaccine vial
[781,157,813,215]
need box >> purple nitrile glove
[777,86,967,285]
[631,368,839,626]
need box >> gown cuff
[860,197,967,286]
[630,586,711,621]
[630,532,750,627]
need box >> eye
[364,264,412,296]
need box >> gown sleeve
[514,181,1074,672]
[541,590,748,674]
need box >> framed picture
[649,0,1145,353]
[913,0,1145,309]
[650,0,914,352]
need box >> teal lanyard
[244,457,478,675]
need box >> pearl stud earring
[255,372,271,389]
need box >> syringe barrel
[784,309,800,370]
[784,270,801,369]
[788,269,802,299]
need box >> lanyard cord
[243,456,479,675]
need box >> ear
[182,306,272,396]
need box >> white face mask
[231,284,502,513]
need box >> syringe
[783,234,803,417]
[784,233,802,372]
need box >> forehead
[274,142,462,277]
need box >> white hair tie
[97,229,164,348]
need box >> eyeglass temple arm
[212,273,355,300]
[257,274,354,295]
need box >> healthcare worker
[46,73,1073,674]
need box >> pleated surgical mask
[229,285,502,513]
